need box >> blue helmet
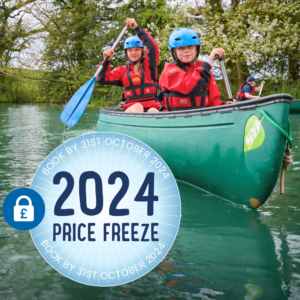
[124,36,145,50]
[168,28,200,51]
[247,76,258,82]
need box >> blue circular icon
[3,188,45,230]
[30,132,181,287]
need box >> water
[0,104,299,300]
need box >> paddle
[60,26,128,127]
[259,83,264,96]
[214,55,233,101]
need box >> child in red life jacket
[97,18,161,113]
[159,28,236,111]
[236,76,265,101]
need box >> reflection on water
[258,117,300,300]
[167,182,284,299]
[0,104,299,299]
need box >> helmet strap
[171,50,178,61]
[132,60,140,65]
[195,45,200,61]
[172,52,186,67]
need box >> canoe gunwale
[100,94,292,119]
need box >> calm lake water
[0,104,299,300]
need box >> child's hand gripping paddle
[259,83,264,96]
[214,54,233,101]
[60,26,128,127]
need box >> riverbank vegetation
[1,0,299,105]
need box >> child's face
[127,47,143,62]
[174,45,196,63]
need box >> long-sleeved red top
[97,26,160,109]
[159,60,224,110]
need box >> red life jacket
[161,61,209,111]
[162,89,209,111]
[236,82,255,101]
[97,27,160,109]
[123,63,159,104]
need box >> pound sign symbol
[20,208,27,219]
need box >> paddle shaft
[214,55,233,101]
[259,83,264,96]
[60,25,128,127]
[94,26,128,78]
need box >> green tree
[115,0,175,74]
[25,0,124,102]
[245,0,300,82]
[27,0,171,103]
[0,0,42,99]
[148,0,300,84]
[0,0,41,67]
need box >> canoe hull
[97,94,292,209]
[290,100,300,114]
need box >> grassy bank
[0,69,45,103]
[0,68,124,107]
[1,69,299,106]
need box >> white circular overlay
[30,132,181,286]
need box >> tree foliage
[1,0,299,103]
[0,0,42,66]
[0,0,43,99]
[148,0,300,84]
[26,0,171,103]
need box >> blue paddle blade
[60,77,96,127]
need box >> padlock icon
[14,196,34,222]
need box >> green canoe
[97,94,292,209]
[290,100,300,113]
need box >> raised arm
[96,48,124,87]
[135,26,159,83]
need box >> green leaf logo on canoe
[244,115,265,152]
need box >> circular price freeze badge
[30,132,180,286]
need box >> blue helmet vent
[124,36,145,50]
[168,28,200,50]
